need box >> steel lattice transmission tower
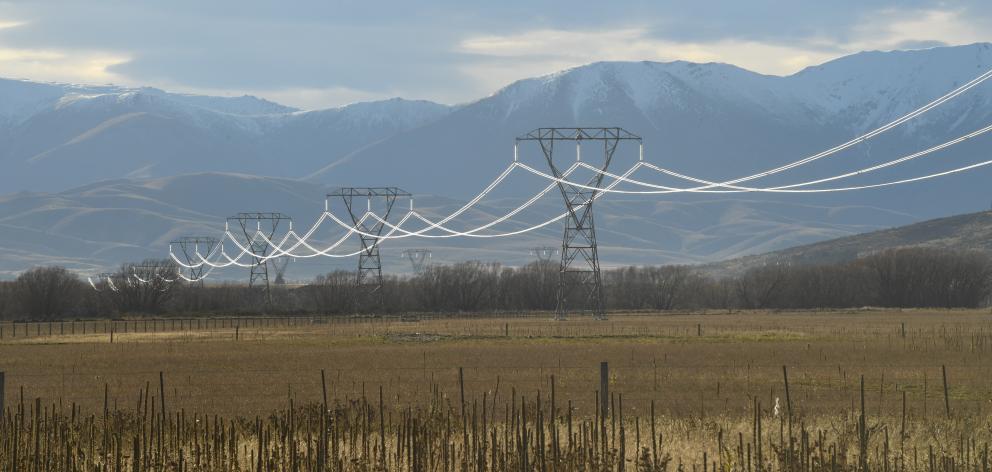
[170,236,219,285]
[327,187,412,293]
[402,249,432,274]
[226,212,291,304]
[97,272,123,291]
[131,262,179,278]
[517,127,641,320]
[271,257,291,285]
[530,246,559,263]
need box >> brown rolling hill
[708,210,992,275]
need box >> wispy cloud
[0,47,128,83]
[456,7,991,94]
[457,27,840,92]
[848,8,985,50]
[0,20,23,30]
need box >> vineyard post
[942,365,951,418]
[159,371,166,426]
[321,369,328,409]
[600,361,609,417]
[0,371,4,420]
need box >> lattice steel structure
[530,246,559,263]
[171,236,219,285]
[271,257,291,285]
[96,272,122,291]
[327,188,411,293]
[517,127,641,320]
[131,262,179,278]
[226,212,291,304]
[402,249,432,274]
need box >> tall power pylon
[517,127,641,320]
[530,246,558,263]
[271,257,291,285]
[170,236,219,285]
[226,212,291,305]
[402,249,432,274]
[327,187,411,294]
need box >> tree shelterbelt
[1,247,990,320]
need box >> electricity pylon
[517,127,641,320]
[530,246,558,263]
[402,249,432,274]
[226,212,291,305]
[327,187,411,294]
[271,257,291,285]
[170,236,219,285]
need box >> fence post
[942,365,951,418]
[159,371,167,426]
[0,371,4,421]
[600,361,609,417]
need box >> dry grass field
[2,309,992,470]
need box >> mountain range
[2,43,992,278]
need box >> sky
[0,1,990,110]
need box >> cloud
[0,1,990,108]
[456,7,992,93]
[457,27,842,92]
[0,47,128,83]
[847,8,987,50]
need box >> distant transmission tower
[97,272,122,291]
[517,127,641,320]
[226,212,291,305]
[171,236,219,285]
[271,257,291,285]
[402,249,432,274]
[327,187,411,294]
[530,246,558,263]
[131,261,179,279]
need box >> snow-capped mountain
[3,43,992,276]
[322,43,992,219]
[0,79,452,190]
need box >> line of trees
[1,247,990,320]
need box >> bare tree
[861,248,992,308]
[735,265,787,309]
[12,266,84,320]
[304,270,358,314]
[415,261,502,312]
[103,259,179,314]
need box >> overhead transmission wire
[319,66,992,238]
[159,65,992,279]
[512,121,992,194]
[334,118,992,239]
[175,161,523,270]
[177,161,575,269]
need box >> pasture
[1,310,991,470]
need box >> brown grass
[1,309,992,470]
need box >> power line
[149,67,992,285]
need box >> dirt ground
[1,309,991,421]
